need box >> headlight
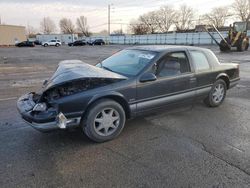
[33,103,47,112]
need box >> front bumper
[17,93,81,132]
[229,78,240,89]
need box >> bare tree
[40,17,56,34]
[175,4,195,31]
[129,20,150,35]
[156,5,177,33]
[139,11,159,34]
[232,0,250,22]
[76,16,91,37]
[26,25,37,38]
[112,29,123,35]
[59,18,75,34]
[203,6,230,28]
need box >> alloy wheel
[93,108,120,137]
[212,83,225,104]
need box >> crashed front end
[17,60,126,132]
[17,92,80,132]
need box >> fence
[85,31,250,45]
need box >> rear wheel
[55,43,60,47]
[82,99,126,142]
[237,39,247,52]
[44,43,48,47]
[204,79,227,107]
[219,39,231,52]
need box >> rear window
[190,51,210,71]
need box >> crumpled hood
[44,60,127,90]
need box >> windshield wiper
[102,66,114,73]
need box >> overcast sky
[0,0,234,33]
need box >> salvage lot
[0,45,250,188]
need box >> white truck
[42,39,61,47]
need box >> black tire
[237,39,247,52]
[204,79,227,107]
[82,99,126,142]
[44,43,48,47]
[245,42,249,51]
[55,43,60,47]
[219,39,230,52]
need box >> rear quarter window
[190,51,210,71]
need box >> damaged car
[17,46,240,142]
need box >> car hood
[44,60,127,90]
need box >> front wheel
[82,99,126,142]
[204,79,227,107]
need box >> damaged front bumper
[17,93,81,132]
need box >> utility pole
[108,4,111,35]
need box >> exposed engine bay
[43,78,119,101]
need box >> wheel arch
[84,92,131,120]
[216,73,230,89]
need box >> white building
[36,34,78,44]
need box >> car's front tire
[43,44,48,47]
[204,79,227,107]
[82,99,126,142]
[55,43,60,47]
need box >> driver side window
[156,52,191,78]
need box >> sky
[0,0,234,33]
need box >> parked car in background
[68,40,86,46]
[34,40,42,45]
[42,40,61,47]
[15,41,35,47]
[17,46,240,142]
[87,39,105,45]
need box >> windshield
[234,22,247,32]
[96,49,157,76]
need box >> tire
[204,79,227,107]
[219,39,230,52]
[245,42,249,51]
[44,43,48,47]
[82,99,126,142]
[55,43,60,47]
[237,39,247,52]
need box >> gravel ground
[0,45,250,188]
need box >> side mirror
[140,73,157,83]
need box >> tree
[139,11,159,34]
[156,5,177,33]
[26,25,37,38]
[203,6,230,28]
[59,18,75,34]
[232,0,250,22]
[129,20,150,35]
[175,4,195,31]
[112,29,123,35]
[76,16,91,37]
[40,17,56,34]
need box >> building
[0,24,26,45]
[36,34,78,44]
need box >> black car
[34,40,42,45]
[88,39,105,45]
[15,41,35,47]
[17,46,240,142]
[68,40,86,46]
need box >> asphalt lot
[0,45,250,188]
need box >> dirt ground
[0,45,250,188]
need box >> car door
[188,50,214,98]
[136,51,196,113]
[50,40,56,46]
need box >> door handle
[189,77,197,82]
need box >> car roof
[127,45,209,53]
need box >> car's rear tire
[204,79,227,107]
[44,44,48,47]
[55,43,60,47]
[82,99,126,142]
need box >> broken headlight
[33,103,47,112]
